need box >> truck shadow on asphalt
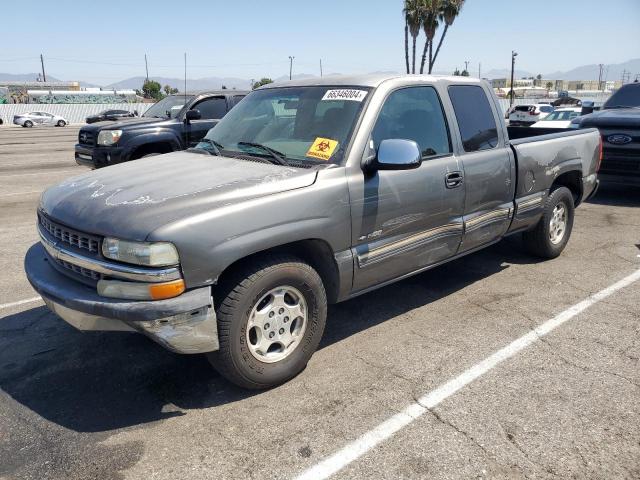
[0,238,539,434]
[587,183,640,208]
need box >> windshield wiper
[190,138,223,156]
[605,105,640,109]
[237,142,288,165]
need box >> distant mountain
[484,69,535,80]
[106,76,251,91]
[545,58,640,81]
[0,72,62,82]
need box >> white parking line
[294,268,640,480]
[0,297,42,311]
[0,190,42,198]
[0,169,79,178]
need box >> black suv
[75,91,247,168]
[572,82,640,186]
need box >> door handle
[445,171,464,188]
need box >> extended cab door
[447,85,515,253]
[184,96,229,147]
[350,85,465,292]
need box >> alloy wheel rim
[245,286,307,363]
[549,203,567,244]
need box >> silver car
[13,111,68,127]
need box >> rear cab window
[448,85,499,152]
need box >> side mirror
[580,101,594,116]
[185,109,201,122]
[365,139,422,172]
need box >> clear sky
[1,0,639,85]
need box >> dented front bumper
[25,243,219,354]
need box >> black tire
[523,186,574,259]
[24,120,33,128]
[208,255,327,389]
[56,120,66,127]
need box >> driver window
[372,86,451,158]
[193,97,227,119]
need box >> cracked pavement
[1,127,639,479]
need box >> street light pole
[510,50,518,106]
[289,56,295,80]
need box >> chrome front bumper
[25,243,219,354]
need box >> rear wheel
[208,255,327,389]
[23,120,33,128]
[522,186,574,259]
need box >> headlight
[97,129,123,145]
[102,238,179,266]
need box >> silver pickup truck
[25,75,600,389]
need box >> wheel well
[130,142,174,159]
[551,170,582,206]
[214,239,341,304]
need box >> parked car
[532,108,582,129]
[26,75,600,389]
[570,81,640,186]
[75,91,247,168]
[508,103,554,126]
[86,109,136,124]
[13,112,68,127]
[0,116,3,125]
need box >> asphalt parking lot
[1,126,639,480]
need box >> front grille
[78,130,95,146]
[39,214,101,254]
[55,258,101,281]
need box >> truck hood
[79,116,165,133]
[577,108,640,128]
[40,151,318,241]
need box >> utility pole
[289,56,295,80]
[464,60,469,74]
[510,51,518,106]
[320,58,323,78]
[478,62,481,79]
[597,63,604,91]
[145,54,149,82]
[40,54,46,83]
[250,79,255,90]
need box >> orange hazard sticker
[306,137,339,161]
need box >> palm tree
[429,0,465,73]
[419,0,441,74]
[404,0,422,74]
[404,17,410,74]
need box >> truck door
[350,86,465,292]
[447,85,515,253]
[184,96,228,147]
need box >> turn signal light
[149,279,186,300]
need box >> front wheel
[522,186,575,259]
[208,255,327,389]
[56,120,66,127]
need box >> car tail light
[596,136,603,172]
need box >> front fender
[123,130,182,159]
[149,168,352,288]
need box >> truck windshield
[603,85,640,109]
[143,95,194,118]
[200,86,371,165]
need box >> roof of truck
[261,74,481,89]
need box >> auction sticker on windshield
[306,137,339,161]
[321,89,368,102]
